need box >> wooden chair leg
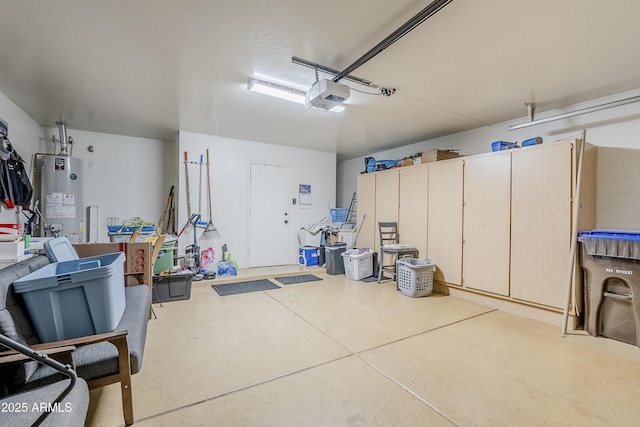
[113,336,134,426]
[394,254,399,290]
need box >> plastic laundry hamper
[342,248,374,280]
[396,257,436,297]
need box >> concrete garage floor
[86,266,640,426]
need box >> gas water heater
[33,122,84,241]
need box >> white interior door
[248,163,291,267]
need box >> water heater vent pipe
[55,121,71,156]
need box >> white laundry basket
[342,249,374,280]
[396,257,436,297]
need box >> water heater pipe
[56,121,69,156]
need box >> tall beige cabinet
[398,165,428,257]
[374,169,400,253]
[510,140,595,310]
[356,173,376,250]
[356,166,425,256]
[355,168,401,252]
[427,159,463,286]
[369,170,401,270]
[462,152,511,296]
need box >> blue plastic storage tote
[13,252,126,342]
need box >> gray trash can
[579,230,640,348]
[325,242,347,275]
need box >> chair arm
[30,330,129,350]
[0,334,81,426]
[0,331,130,369]
[0,345,77,365]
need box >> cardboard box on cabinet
[421,149,460,164]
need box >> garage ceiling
[1,0,639,160]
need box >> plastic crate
[13,252,126,342]
[153,273,192,303]
[396,258,436,297]
[342,249,373,280]
[330,208,349,222]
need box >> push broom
[200,149,221,239]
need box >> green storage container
[154,241,176,274]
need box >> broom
[183,151,192,218]
[200,149,221,239]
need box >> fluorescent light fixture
[247,78,345,113]
[247,79,305,104]
[509,94,640,131]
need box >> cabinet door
[356,173,376,250]
[427,160,463,286]
[463,153,511,296]
[374,169,399,253]
[511,142,572,308]
[376,169,400,224]
[399,165,428,258]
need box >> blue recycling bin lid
[578,230,640,241]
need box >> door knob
[284,219,289,224]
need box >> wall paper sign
[299,184,312,205]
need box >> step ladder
[344,192,357,226]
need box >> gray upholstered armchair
[0,255,151,426]
[0,333,89,426]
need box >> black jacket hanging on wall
[0,137,33,209]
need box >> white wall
[0,92,46,225]
[178,131,336,268]
[40,127,175,242]
[1,88,335,268]
[596,147,640,230]
[338,89,640,230]
[1,91,174,242]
